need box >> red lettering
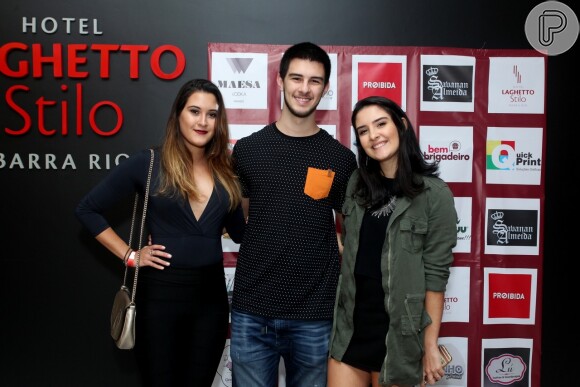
[61,84,69,135]
[67,44,89,78]
[120,44,149,79]
[4,85,31,135]
[91,44,120,78]
[32,43,63,78]
[3,83,124,137]
[76,83,83,135]
[36,96,57,136]
[150,45,185,80]
[0,42,29,78]
[1,42,184,80]
[89,101,123,136]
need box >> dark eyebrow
[355,116,389,131]
[309,76,324,83]
[186,105,218,113]
[287,72,324,82]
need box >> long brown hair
[158,79,241,210]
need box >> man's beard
[282,92,319,118]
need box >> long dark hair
[351,96,439,206]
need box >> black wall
[0,0,574,385]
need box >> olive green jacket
[329,170,457,386]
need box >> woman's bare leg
[327,357,371,387]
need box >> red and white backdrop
[209,43,546,387]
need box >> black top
[355,176,396,279]
[232,123,357,319]
[342,176,395,371]
[75,148,245,269]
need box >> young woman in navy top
[76,79,245,387]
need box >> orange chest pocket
[304,167,335,200]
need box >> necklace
[371,195,397,218]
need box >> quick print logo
[487,210,538,247]
[486,140,541,171]
[423,140,470,162]
[423,65,473,102]
[487,140,516,170]
[525,1,579,56]
[226,58,253,74]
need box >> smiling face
[178,91,219,152]
[354,104,402,177]
[278,58,329,118]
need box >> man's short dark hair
[279,42,331,85]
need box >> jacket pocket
[400,217,428,253]
[304,167,335,200]
[401,293,427,336]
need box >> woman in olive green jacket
[328,96,457,387]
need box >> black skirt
[134,263,229,387]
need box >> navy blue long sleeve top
[75,148,245,269]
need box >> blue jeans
[230,309,331,387]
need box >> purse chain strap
[122,148,154,303]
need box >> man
[230,42,357,387]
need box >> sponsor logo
[486,140,541,171]
[500,65,535,105]
[485,354,527,384]
[486,270,536,322]
[423,141,471,162]
[423,65,473,102]
[456,218,470,241]
[357,62,403,105]
[487,210,537,247]
[216,80,261,89]
[226,58,253,74]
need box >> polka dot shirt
[232,123,357,319]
